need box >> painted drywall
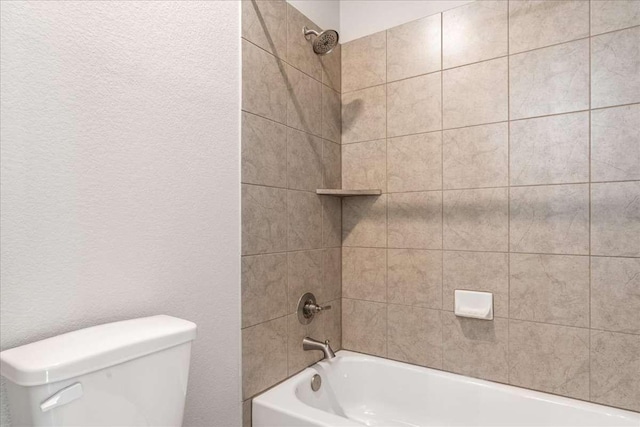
[287,0,341,32]
[0,2,241,426]
[339,0,475,42]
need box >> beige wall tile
[510,184,589,255]
[322,196,341,247]
[591,0,640,35]
[591,256,640,334]
[286,4,321,80]
[241,112,287,187]
[510,39,589,120]
[242,253,288,328]
[509,1,589,54]
[387,14,441,82]
[287,128,323,191]
[321,43,341,92]
[443,188,509,252]
[591,181,640,257]
[388,249,442,309]
[288,190,322,250]
[342,31,386,93]
[342,86,387,144]
[442,312,509,383]
[443,58,508,129]
[510,112,589,185]
[287,312,324,375]
[591,330,640,412]
[443,251,509,317]
[388,305,442,368]
[443,122,508,189]
[342,140,386,191]
[242,0,287,60]
[242,399,252,427]
[242,39,287,123]
[442,0,508,68]
[388,132,442,192]
[242,316,288,398]
[323,248,342,303]
[388,192,443,249]
[323,140,341,189]
[342,195,387,248]
[591,27,640,109]
[242,184,287,255]
[322,86,341,143]
[325,298,342,350]
[342,247,387,302]
[286,65,322,136]
[288,249,323,312]
[342,298,387,357]
[509,320,589,399]
[388,73,442,137]
[591,104,640,182]
[510,254,589,327]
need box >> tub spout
[302,337,336,360]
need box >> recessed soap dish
[454,290,493,320]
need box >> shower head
[303,26,339,55]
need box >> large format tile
[342,31,386,93]
[242,253,288,328]
[443,122,508,189]
[510,39,589,120]
[323,247,342,303]
[510,184,589,255]
[388,305,442,368]
[388,192,442,249]
[342,195,387,248]
[242,184,287,255]
[591,256,640,335]
[442,0,508,68]
[286,65,322,136]
[510,112,589,185]
[286,4,321,80]
[443,58,508,129]
[323,140,341,189]
[241,0,287,60]
[287,128,323,191]
[591,104,640,182]
[287,250,323,312]
[442,312,509,383]
[387,14,441,82]
[242,39,287,123]
[342,298,387,357]
[241,112,287,187]
[591,330,640,412]
[322,86,341,143]
[288,190,322,251]
[591,181,640,257]
[243,400,252,427]
[321,43,341,92]
[388,249,442,309]
[342,86,386,144]
[324,298,342,350]
[342,247,387,302]
[287,312,324,375]
[342,140,386,192]
[510,254,589,327]
[443,188,509,252]
[509,320,589,400]
[388,132,442,192]
[388,73,442,137]
[242,317,288,398]
[509,0,589,54]
[591,27,640,109]
[443,251,509,317]
[591,0,640,35]
[322,196,341,248]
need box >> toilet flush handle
[40,382,83,412]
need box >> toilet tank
[0,315,197,427]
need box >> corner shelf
[316,189,382,197]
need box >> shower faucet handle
[305,302,331,314]
[297,292,331,325]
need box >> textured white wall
[339,0,475,42]
[0,2,241,426]
[287,0,341,32]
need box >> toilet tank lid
[0,315,197,386]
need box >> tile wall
[340,0,639,412]
[240,1,342,424]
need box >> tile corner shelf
[316,189,382,197]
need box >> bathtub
[253,351,640,427]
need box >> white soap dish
[454,290,493,320]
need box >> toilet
[0,315,197,426]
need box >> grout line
[588,0,593,401]
[242,109,340,144]
[506,0,511,384]
[440,10,445,371]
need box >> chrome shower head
[303,26,339,55]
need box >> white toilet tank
[0,315,197,426]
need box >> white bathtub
[253,351,640,427]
